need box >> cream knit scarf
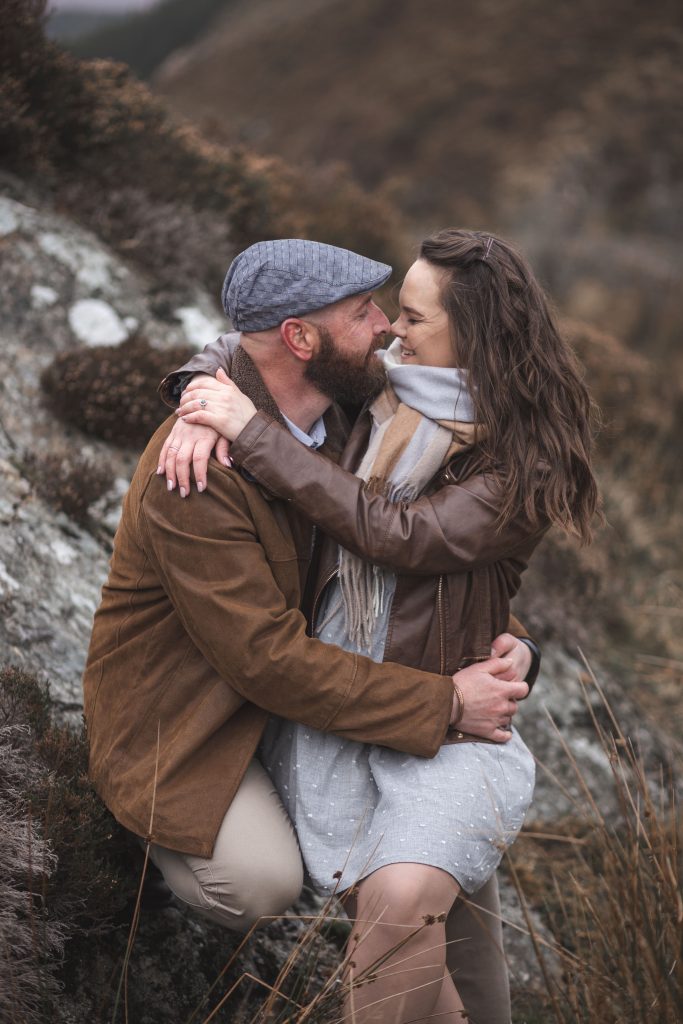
[339,338,478,652]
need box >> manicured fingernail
[167,479,174,491]
[197,482,205,493]
[223,457,232,468]
[179,486,186,498]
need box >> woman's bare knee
[356,863,460,928]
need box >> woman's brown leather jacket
[229,408,547,678]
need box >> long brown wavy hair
[419,228,600,543]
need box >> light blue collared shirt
[282,413,327,450]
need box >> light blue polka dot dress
[259,574,536,897]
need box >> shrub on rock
[21,447,112,525]
[40,336,194,448]
[0,666,137,1022]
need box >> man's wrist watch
[518,636,541,689]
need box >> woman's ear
[279,317,317,362]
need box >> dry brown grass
[105,660,679,1024]
[2,659,680,1023]
[507,662,681,1023]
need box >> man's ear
[279,318,317,362]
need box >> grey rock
[0,187,223,709]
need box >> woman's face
[391,259,456,367]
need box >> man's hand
[449,657,529,743]
[490,633,532,683]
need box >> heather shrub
[562,318,669,477]
[41,336,195,448]
[21,447,112,525]
[0,668,138,932]
[1,1,406,296]
[0,677,63,1024]
[0,666,137,1022]
[0,675,344,1023]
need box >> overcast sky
[49,0,158,11]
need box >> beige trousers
[148,759,303,932]
[149,757,511,1023]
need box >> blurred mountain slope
[150,0,683,232]
[63,0,683,356]
[68,0,231,78]
[146,0,683,370]
[0,0,406,304]
[46,10,124,43]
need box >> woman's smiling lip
[400,346,417,359]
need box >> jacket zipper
[311,565,339,633]
[437,575,446,676]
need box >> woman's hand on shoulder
[158,379,232,496]
[450,657,529,743]
[176,368,257,443]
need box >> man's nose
[373,305,391,334]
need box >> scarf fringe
[338,383,477,653]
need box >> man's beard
[304,325,387,406]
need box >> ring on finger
[199,398,208,409]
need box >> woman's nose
[390,315,403,336]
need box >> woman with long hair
[170,228,599,1022]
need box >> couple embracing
[83,231,598,1023]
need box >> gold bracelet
[452,682,465,727]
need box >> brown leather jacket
[231,411,547,677]
[163,336,545,681]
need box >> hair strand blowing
[419,229,600,543]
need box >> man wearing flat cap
[84,239,534,1023]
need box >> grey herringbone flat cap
[221,239,392,331]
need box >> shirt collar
[281,413,327,449]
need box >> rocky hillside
[2,173,679,1022]
[1,4,681,1021]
